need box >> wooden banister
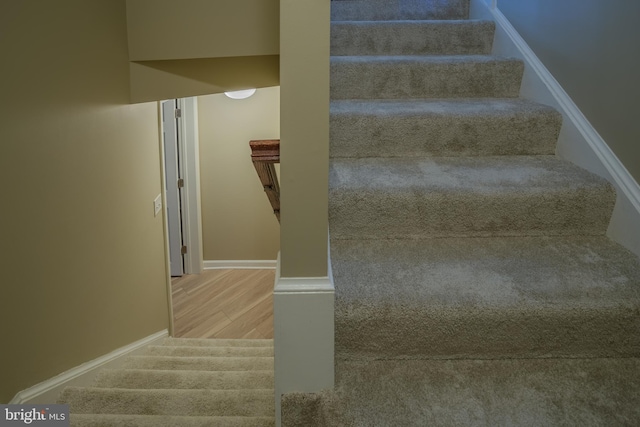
[250,139,280,222]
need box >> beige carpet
[282,0,640,425]
[58,338,275,426]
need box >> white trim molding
[273,255,335,427]
[203,260,278,270]
[476,0,640,257]
[274,277,334,293]
[10,330,168,405]
[492,8,640,212]
[178,97,204,275]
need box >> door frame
[176,97,204,275]
[159,97,203,335]
[162,99,185,277]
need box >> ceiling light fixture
[224,89,257,100]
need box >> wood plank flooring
[171,269,274,339]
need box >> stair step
[120,356,273,371]
[331,55,523,99]
[59,387,274,417]
[331,0,469,21]
[161,338,273,348]
[331,20,494,56]
[330,98,562,158]
[144,345,273,358]
[282,358,640,426]
[329,156,615,238]
[94,369,273,390]
[70,414,275,427]
[331,236,640,359]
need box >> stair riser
[335,306,640,359]
[331,0,469,21]
[331,21,494,56]
[329,187,615,238]
[121,357,274,372]
[161,338,273,347]
[71,414,276,427]
[145,346,274,357]
[94,370,274,390]
[331,57,523,99]
[330,107,561,158]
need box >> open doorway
[160,89,280,340]
[160,98,204,277]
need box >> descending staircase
[282,0,640,425]
[58,338,275,426]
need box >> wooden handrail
[250,139,280,222]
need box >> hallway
[171,269,274,339]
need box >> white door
[162,99,185,277]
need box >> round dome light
[224,89,257,99]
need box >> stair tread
[331,235,640,359]
[330,97,558,115]
[331,0,469,21]
[121,355,273,371]
[330,98,561,157]
[161,338,273,348]
[330,155,610,194]
[94,369,274,390]
[331,54,521,63]
[331,55,524,99]
[284,358,640,426]
[144,345,274,357]
[333,18,490,24]
[329,156,615,238]
[70,414,275,427]
[59,387,274,417]
[331,20,495,56]
[332,235,640,308]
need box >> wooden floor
[171,269,274,339]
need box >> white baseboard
[203,260,277,270]
[273,252,335,427]
[484,2,640,257]
[10,330,168,405]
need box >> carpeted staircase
[282,0,640,425]
[58,338,275,426]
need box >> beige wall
[279,0,331,277]
[126,0,279,61]
[126,0,280,103]
[498,0,640,183]
[198,88,281,261]
[0,0,168,403]
[130,56,279,103]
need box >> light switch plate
[153,194,162,217]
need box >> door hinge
[175,108,182,119]
[181,245,187,255]
[177,178,184,188]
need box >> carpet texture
[283,0,640,425]
[283,358,640,426]
[58,338,274,426]
[331,55,524,99]
[330,98,562,158]
[331,0,470,21]
[331,20,495,56]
